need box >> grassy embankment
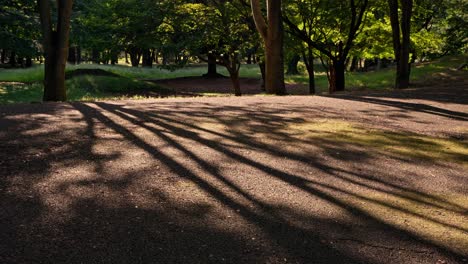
[0,55,465,104]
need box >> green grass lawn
[0,55,465,104]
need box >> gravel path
[0,76,467,264]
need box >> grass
[0,75,172,104]
[288,119,468,164]
[0,55,465,104]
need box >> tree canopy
[0,0,466,99]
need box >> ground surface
[151,76,309,96]
[0,72,467,264]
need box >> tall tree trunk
[25,57,32,68]
[38,0,73,102]
[129,48,141,67]
[329,60,345,93]
[204,53,219,78]
[67,46,76,64]
[388,0,413,89]
[251,0,286,95]
[302,48,315,94]
[286,54,300,75]
[142,49,153,67]
[259,60,266,91]
[92,49,100,64]
[0,49,5,64]
[125,52,129,64]
[9,52,16,67]
[229,70,241,96]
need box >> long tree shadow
[328,94,468,121]
[1,100,467,263]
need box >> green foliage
[0,74,171,104]
[1,55,463,104]
[0,0,40,58]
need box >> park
[1,0,467,263]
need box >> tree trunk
[129,48,141,67]
[110,51,118,65]
[92,49,100,64]
[25,57,32,68]
[68,46,81,65]
[0,49,5,64]
[229,70,241,96]
[9,52,16,67]
[251,0,286,95]
[302,49,315,94]
[203,53,219,78]
[142,49,153,67]
[259,61,266,91]
[286,54,301,75]
[329,60,345,93]
[388,0,413,89]
[39,0,73,102]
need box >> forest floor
[0,70,467,264]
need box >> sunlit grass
[288,119,468,164]
[0,55,465,104]
[0,75,171,104]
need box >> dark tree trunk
[203,53,219,78]
[38,0,73,102]
[142,49,153,67]
[110,51,118,65]
[19,57,25,68]
[0,49,5,64]
[67,46,81,64]
[25,57,32,68]
[9,52,16,67]
[388,0,413,89]
[329,60,345,93]
[247,53,252,64]
[92,49,100,64]
[302,48,315,94]
[125,52,129,64]
[129,48,141,67]
[286,54,301,75]
[259,61,266,91]
[76,46,81,64]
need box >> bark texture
[38,0,74,101]
[251,0,286,95]
[388,0,413,89]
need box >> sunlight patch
[288,119,468,164]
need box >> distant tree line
[0,0,466,100]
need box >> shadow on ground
[0,91,467,263]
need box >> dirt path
[0,77,467,263]
[150,76,309,95]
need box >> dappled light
[1,0,467,262]
[1,93,466,263]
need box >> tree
[183,0,257,96]
[388,0,413,89]
[0,0,41,67]
[38,0,74,101]
[284,0,369,93]
[251,0,286,95]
